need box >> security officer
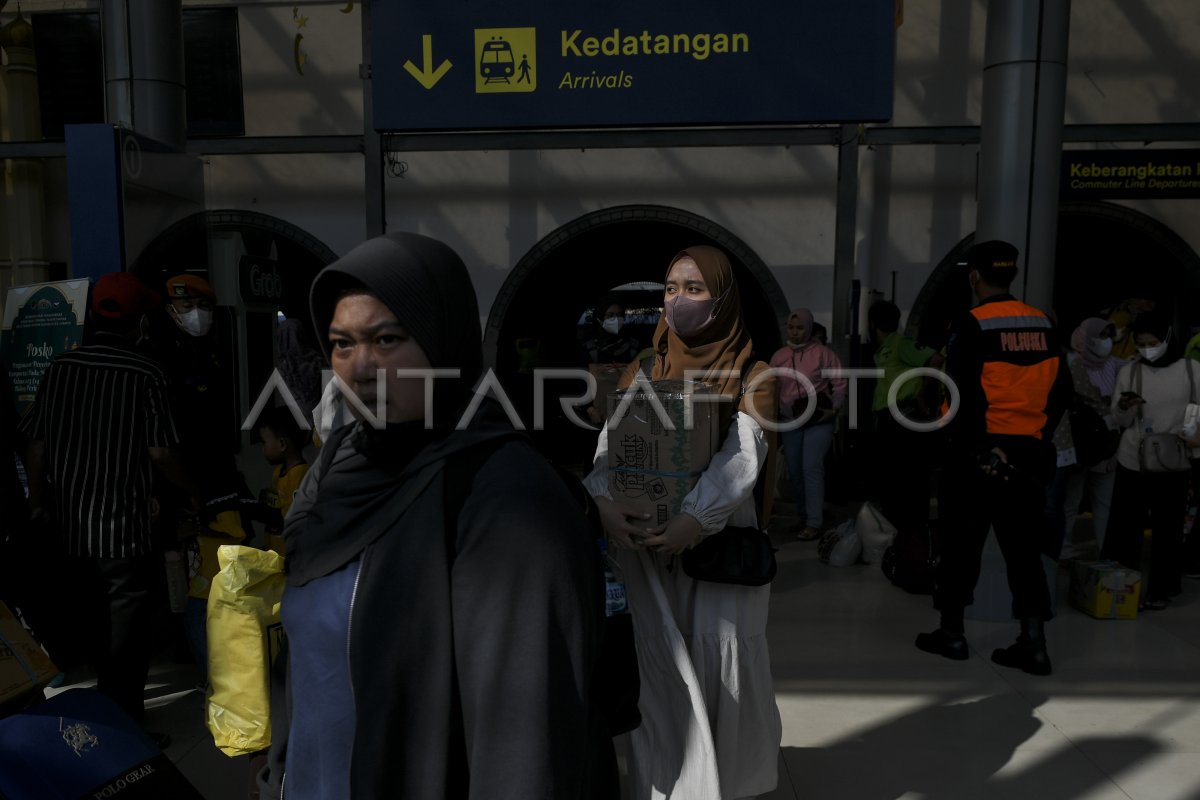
[143,274,237,475]
[915,240,1072,675]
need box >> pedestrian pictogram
[474,27,536,93]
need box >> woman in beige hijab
[583,246,781,799]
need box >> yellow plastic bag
[205,545,285,757]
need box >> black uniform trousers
[934,453,1053,621]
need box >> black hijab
[286,233,512,586]
[1132,309,1182,368]
[309,232,484,416]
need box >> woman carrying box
[583,245,782,800]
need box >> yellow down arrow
[403,35,452,89]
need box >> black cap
[960,240,1018,272]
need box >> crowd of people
[3,271,291,744]
[3,231,1199,799]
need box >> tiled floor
[43,529,1200,799]
[760,528,1200,800]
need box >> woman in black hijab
[1102,309,1200,610]
[260,233,614,799]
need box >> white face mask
[1088,337,1113,358]
[601,317,624,335]
[174,307,213,337]
[1138,341,1168,362]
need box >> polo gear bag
[0,688,203,799]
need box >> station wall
[16,0,1200,339]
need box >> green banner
[2,280,90,417]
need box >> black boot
[915,628,969,660]
[991,617,1052,675]
[916,610,968,661]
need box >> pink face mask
[664,295,720,338]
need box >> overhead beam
[5,123,1200,160]
[185,136,364,155]
[864,122,1200,146]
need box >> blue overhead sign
[370,1,895,132]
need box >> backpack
[880,522,939,594]
[1069,397,1119,468]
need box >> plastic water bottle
[599,538,628,617]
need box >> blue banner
[370,0,895,131]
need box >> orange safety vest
[942,299,1060,440]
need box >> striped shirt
[21,334,180,558]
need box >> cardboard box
[1069,560,1141,619]
[0,602,58,712]
[607,380,729,524]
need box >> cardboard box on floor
[607,380,731,525]
[1069,561,1141,619]
[0,602,57,713]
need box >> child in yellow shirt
[256,407,311,555]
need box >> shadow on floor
[778,692,1161,800]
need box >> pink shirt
[769,342,848,414]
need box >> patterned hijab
[621,245,774,421]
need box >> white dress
[584,412,782,800]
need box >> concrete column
[976,0,1071,311]
[832,124,861,361]
[0,12,50,289]
[362,2,385,236]
[101,0,186,149]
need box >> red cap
[92,272,160,319]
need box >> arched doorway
[908,202,1200,347]
[485,205,788,369]
[484,204,787,466]
[131,209,338,326]
[132,210,338,460]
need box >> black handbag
[679,358,778,586]
[681,525,777,586]
[1070,398,1119,467]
